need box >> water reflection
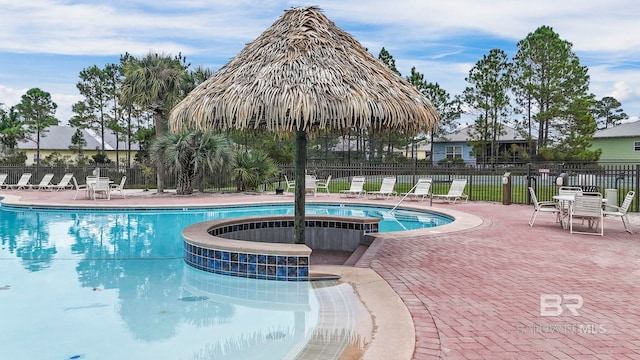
[0,207,372,359]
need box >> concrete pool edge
[312,265,416,360]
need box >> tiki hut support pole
[294,129,307,244]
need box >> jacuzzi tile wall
[183,218,379,281]
[184,242,310,281]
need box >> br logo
[540,294,583,317]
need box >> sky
[1,0,639,127]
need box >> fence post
[636,164,640,213]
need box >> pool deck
[2,188,639,359]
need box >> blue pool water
[0,203,451,359]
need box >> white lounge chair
[604,190,635,234]
[110,176,127,198]
[53,173,74,191]
[0,173,8,189]
[367,177,397,199]
[432,179,468,204]
[315,175,332,195]
[8,173,32,190]
[400,178,432,201]
[34,173,55,190]
[570,193,603,236]
[528,187,560,227]
[339,176,366,198]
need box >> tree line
[0,25,630,193]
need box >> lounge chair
[52,173,74,191]
[339,176,366,198]
[528,187,560,227]
[570,193,603,236]
[110,176,127,198]
[400,178,432,201]
[367,177,397,199]
[8,173,32,190]
[432,179,468,204]
[0,173,8,189]
[34,173,55,190]
[315,175,332,195]
[604,190,635,234]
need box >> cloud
[0,85,28,108]
[52,93,83,125]
[0,85,80,124]
[0,0,639,122]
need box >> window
[445,145,463,159]
[634,141,640,151]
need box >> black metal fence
[2,162,638,212]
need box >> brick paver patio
[1,189,638,359]
[361,201,640,359]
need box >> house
[591,120,640,164]
[432,124,532,165]
[16,126,139,165]
[398,140,431,160]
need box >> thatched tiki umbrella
[169,6,439,244]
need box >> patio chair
[557,187,584,226]
[0,173,7,189]
[569,193,604,236]
[305,175,317,196]
[603,190,635,234]
[432,179,468,204]
[528,187,560,227]
[339,176,366,198]
[34,173,55,190]
[72,176,90,200]
[283,175,295,193]
[8,173,32,190]
[91,177,111,200]
[400,178,432,201]
[52,173,74,191]
[110,176,127,199]
[315,175,332,195]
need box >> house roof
[593,120,640,139]
[17,126,139,151]
[435,124,527,143]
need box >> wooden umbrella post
[294,129,307,244]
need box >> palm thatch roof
[169,6,439,133]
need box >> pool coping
[0,191,484,360]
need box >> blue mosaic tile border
[183,242,309,281]
[183,218,378,281]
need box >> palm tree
[150,131,232,195]
[233,150,279,192]
[121,52,189,192]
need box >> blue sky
[1,0,639,126]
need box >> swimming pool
[0,203,450,359]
